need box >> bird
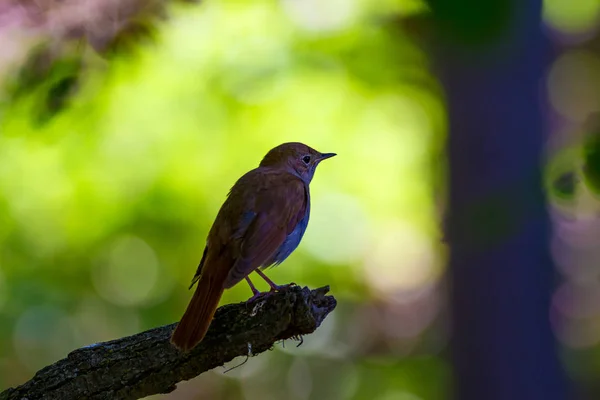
[170,142,336,352]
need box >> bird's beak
[318,153,337,161]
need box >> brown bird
[170,142,336,351]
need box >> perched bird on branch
[171,142,336,351]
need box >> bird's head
[259,142,336,183]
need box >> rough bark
[0,285,336,400]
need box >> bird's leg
[245,276,261,296]
[255,269,296,292]
[245,276,268,302]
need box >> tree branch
[0,285,336,400]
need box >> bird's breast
[263,198,310,268]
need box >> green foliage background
[0,1,452,399]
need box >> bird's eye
[302,155,311,164]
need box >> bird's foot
[245,282,297,304]
[247,290,270,303]
[245,276,270,303]
[254,269,296,293]
[267,282,296,292]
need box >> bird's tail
[171,263,228,352]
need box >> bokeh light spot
[303,192,369,265]
[338,363,360,399]
[73,296,142,345]
[13,305,77,372]
[551,281,600,349]
[287,358,313,400]
[221,38,291,104]
[282,0,359,32]
[365,220,439,294]
[377,391,423,400]
[382,286,440,340]
[91,235,160,307]
[547,50,600,122]
[543,0,600,35]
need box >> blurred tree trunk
[423,0,570,398]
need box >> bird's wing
[188,208,257,289]
[223,171,307,288]
[189,245,208,289]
